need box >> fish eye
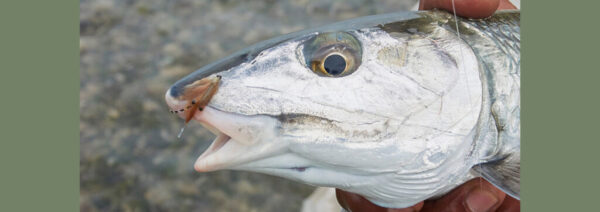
[302,32,362,77]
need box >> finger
[419,0,500,18]
[497,195,520,212]
[336,189,424,212]
[420,177,506,212]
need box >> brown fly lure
[169,75,221,138]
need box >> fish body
[165,10,520,208]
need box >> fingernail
[464,189,498,212]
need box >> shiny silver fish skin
[165,10,520,208]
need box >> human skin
[335,0,520,211]
[419,0,517,18]
[337,177,520,212]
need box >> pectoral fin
[472,151,520,199]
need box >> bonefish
[165,10,520,208]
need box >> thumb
[420,178,506,212]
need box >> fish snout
[165,75,221,122]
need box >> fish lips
[165,92,287,172]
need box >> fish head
[165,21,483,196]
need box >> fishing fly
[170,75,221,138]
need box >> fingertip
[419,0,500,18]
[463,179,507,212]
[464,189,500,212]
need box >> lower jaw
[197,133,230,160]
[193,133,230,172]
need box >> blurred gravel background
[80,0,416,211]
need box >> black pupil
[323,54,346,75]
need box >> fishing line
[449,0,484,191]
[450,0,472,107]
[177,124,186,138]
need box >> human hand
[419,0,517,18]
[336,177,520,212]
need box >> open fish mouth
[165,89,285,172]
